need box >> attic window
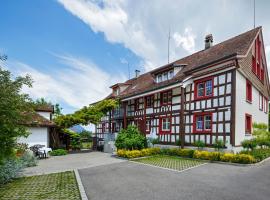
[156,70,174,83]
[114,88,120,95]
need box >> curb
[74,169,88,200]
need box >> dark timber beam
[180,87,185,149]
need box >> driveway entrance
[23,152,125,176]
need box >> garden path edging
[74,169,88,200]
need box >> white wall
[235,70,268,145]
[37,111,51,120]
[18,127,49,147]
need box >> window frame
[245,113,252,135]
[145,95,154,108]
[259,93,263,111]
[159,116,171,134]
[246,79,252,103]
[160,90,172,106]
[193,112,213,134]
[194,77,214,100]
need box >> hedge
[117,148,256,164]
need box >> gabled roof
[35,105,54,113]
[22,112,55,127]
[108,27,262,99]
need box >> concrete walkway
[23,152,125,176]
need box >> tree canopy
[54,99,118,128]
[0,64,33,162]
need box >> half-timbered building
[96,27,270,151]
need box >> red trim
[160,90,172,106]
[159,115,171,134]
[245,113,252,134]
[246,79,252,103]
[194,77,214,100]
[193,112,213,134]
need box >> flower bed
[117,148,256,164]
[241,148,270,162]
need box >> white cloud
[4,55,126,112]
[57,0,270,73]
[173,28,196,53]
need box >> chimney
[205,34,213,49]
[135,69,140,78]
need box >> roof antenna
[167,27,171,64]
[253,0,256,28]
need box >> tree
[54,99,118,128]
[0,63,33,163]
[34,98,63,119]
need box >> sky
[0,0,270,114]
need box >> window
[261,65,265,83]
[145,95,154,108]
[193,113,212,133]
[245,114,252,134]
[194,78,213,99]
[259,93,263,111]
[146,120,151,133]
[161,90,172,105]
[246,80,252,102]
[157,74,162,83]
[159,117,171,133]
[135,99,140,111]
[163,72,168,81]
[264,97,268,113]
[169,70,174,79]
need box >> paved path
[23,152,125,176]
[79,160,270,200]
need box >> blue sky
[1,0,270,114]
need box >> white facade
[235,70,268,146]
[18,127,49,147]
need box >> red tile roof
[108,27,261,99]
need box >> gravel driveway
[79,160,270,200]
[23,152,125,176]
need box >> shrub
[255,138,270,149]
[231,154,255,164]
[193,150,210,160]
[0,158,23,184]
[194,140,205,150]
[177,149,195,158]
[115,125,147,150]
[213,140,225,151]
[20,151,38,167]
[175,139,181,146]
[241,139,257,151]
[220,153,234,162]
[241,149,270,161]
[125,150,142,158]
[150,138,159,145]
[208,152,222,161]
[15,143,28,156]
[49,149,67,156]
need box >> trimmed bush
[241,139,257,151]
[208,152,222,161]
[220,153,234,162]
[193,150,210,160]
[177,149,195,158]
[241,148,270,161]
[231,154,255,164]
[213,140,225,151]
[49,149,67,156]
[0,158,23,184]
[115,125,147,150]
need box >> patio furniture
[30,145,51,159]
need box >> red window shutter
[246,80,252,102]
[245,114,252,134]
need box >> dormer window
[114,88,120,96]
[156,70,174,83]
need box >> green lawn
[0,171,81,200]
[133,155,205,171]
